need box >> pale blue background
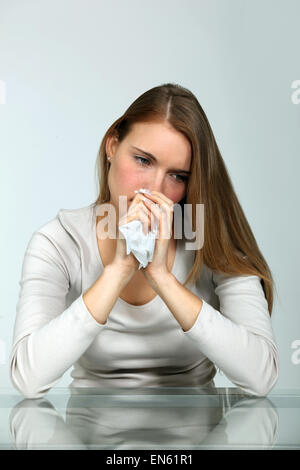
[0,0,299,391]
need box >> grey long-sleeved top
[9,202,279,399]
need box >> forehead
[126,121,192,164]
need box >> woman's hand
[140,190,174,284]
[112,192,155,276]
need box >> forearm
[10,264,134,399]
[150,271,279,396]
[150,272,203,332]
[10,294,105,398]
[83,263,135,324]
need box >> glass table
[0,387,299,450]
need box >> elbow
[253,374,279,398]
[10,375,49,400]
[18,384,49,400]
[244,380,276,398]
[9,352,50,400]
[11,373,50,400]
[242,350,280,398]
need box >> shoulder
[38,203,93,245]
[28,203,96,275]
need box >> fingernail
[139,188,152,195]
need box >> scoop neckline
[92,203,181,310]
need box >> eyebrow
[130,146,191,175]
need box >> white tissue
[118,188,159,269]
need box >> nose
[147,178,165,195]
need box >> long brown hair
[93,83,277,316]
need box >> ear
[106,133,119,159]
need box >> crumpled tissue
[118,188,159,269]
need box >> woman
[10,83,279,399]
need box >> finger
[138,203,154,231]
[160,204,173,240]
[142,198,162,220]
[139,204,160,234]
[128,193,146,211]
[152,191,174,207]
[142,195,174,228]
[136,207,152,235]
[125,213,149,235]
[127,197,147,219]
[125,205,152,235]
[121,198,154,235]
[142,199,165,238]
[142,191,174,208]
[142,198,173,227]
[129,201,153,227]
[145,199,173,240]
[138,200,157,231]
[149,208,157,232]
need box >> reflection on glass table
[1,387,299,450]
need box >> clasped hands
[137,190,175,286]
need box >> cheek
[115,160,142,189]
[166,186,186,204]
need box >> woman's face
[106,120,192,216]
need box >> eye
[134,155,151,166]
[134,155,188,183]
[172,174,188,183]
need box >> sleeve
[182,271,279,397]
[9,231,105,400]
